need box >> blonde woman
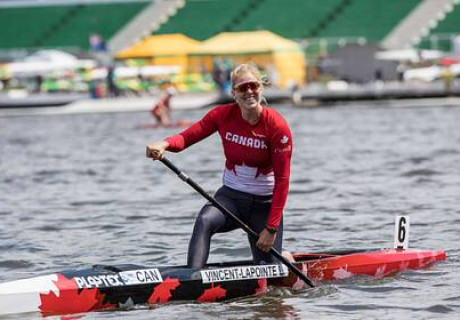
[146,64,293,268]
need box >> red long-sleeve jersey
[165,103,292,229]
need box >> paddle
[159,156,315,288]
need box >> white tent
[375,49,445,63]
[89,65,181,80]
[5,50,95,77]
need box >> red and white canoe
[0,248,446,316]
[0,216,446,316]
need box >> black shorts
[187,185,283,268]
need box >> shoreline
[1,81,459,117]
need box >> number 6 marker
[394,216,410,250]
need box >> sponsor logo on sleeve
[74,268,163,289]
[274,135,291,153]
[200,264,288,283]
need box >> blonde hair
[230,63,269,105]
[230,63,263,87]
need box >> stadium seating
[430,4,460,34]
[317,0,421,41]
[0,6,74,48]
[43,3,148,49]
[1,0,455,53]
[155,0,252,40]
[0,2,148,50]
[155,0,421,43]
[229,0,343,38]
[418,4,460,51]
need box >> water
[0,101,459,319]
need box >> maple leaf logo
[333,267,353,280]
[399,261,410,271]
[197,284,227,302]
[280,135,289,144]
[148,277,180,304]
[374,265,387,278]
[39,274,115,315]
[255,278,267,295]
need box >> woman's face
[232,72,262,111]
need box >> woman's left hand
[256,229,276,252]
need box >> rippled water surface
[1,101,459,319]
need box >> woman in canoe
[146,63,293,268]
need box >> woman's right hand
[146,141,169,160]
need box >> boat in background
[0,93,217,117]
[0,87,294,115]
[0,92,87,109]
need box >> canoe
[0,248,445,316]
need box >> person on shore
[151,88,175,127]
[146,63,293,268]
[106,66,119,97]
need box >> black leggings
[187,186,283,268]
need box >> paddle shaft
[160,156,315,288]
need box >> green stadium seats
[418,4,460,52]
[155,0,421,44]
[318,0,421,41]
[43,3,149,49]
[0,2,148,50]
[0,6,74,48]
[229,0,343,38]
[1,0,453,53]
[430,4,460,34]
[155,0,251,40]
